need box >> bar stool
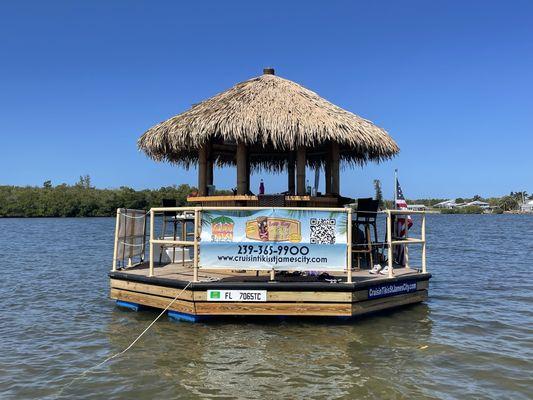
[159,198,178,264]
[352,198,379,269]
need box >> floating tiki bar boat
[109,68,430,321]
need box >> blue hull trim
[168,310,204,323]
[116,300,142,311]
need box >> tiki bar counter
[109,68,430,321]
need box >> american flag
[394,178,412,265]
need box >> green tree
[499,195,519,211]
[76,175,92,189]
[512,191,528,203]
[373,179,383,209]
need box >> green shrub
[0,182,198,217]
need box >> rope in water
[56,281,192,397]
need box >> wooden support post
[198,144,208,196]
[421,213,427,273]
[149,209,155,277]
[296,147,306,196]
[325,147,332,194]
[331,142,340,195]
[207,160,214,187]
[288,152,295,195]
[193,209,199,282]
[386,211,393,278]
[112,208,121,271]
[207,161,213,187]
[206,140,214,187]
[346,209,352,283]
[245,151,250,193]
[236,142,248,195]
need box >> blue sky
[1,1,531,199]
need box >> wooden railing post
[404,212,409,270]
[387,210,393,278]
[149,209,155,277]
[421,213,427,273]
[346,208,352,283]
[127,210,135,267]
[112,208,121,271]
[193,209,200,282]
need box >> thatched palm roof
[138,70,399,170]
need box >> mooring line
[56,281,192,397]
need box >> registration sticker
[207,290,267,302]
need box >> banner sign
[367,281,417,299]
[199,209,348,270]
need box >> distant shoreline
[1,182,530,218]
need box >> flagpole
[390,168,398,275]
[394,169,398,209]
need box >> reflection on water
[0,215,532,399]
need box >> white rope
[118,241,146,247]
[56,281,192,397]
[119,211,149,219]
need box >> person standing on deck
[392,171,413,268]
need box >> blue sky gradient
[1,1,531,199]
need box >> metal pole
[149,209,155,277]
[394,169,398,206]
[387,210,393,278]
[421,213,427,273]
[346,209,352,283]
[193,209,199,282]
[112,208,121,271]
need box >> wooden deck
[109,262,430,319]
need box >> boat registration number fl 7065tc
[207,290,267,302]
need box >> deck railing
[112,208,148,270]
[385,209,427,277]
[112,206,427,282]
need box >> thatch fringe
[138,73,399,170]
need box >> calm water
[0,215,532,399]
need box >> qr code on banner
[310,218,336,244]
